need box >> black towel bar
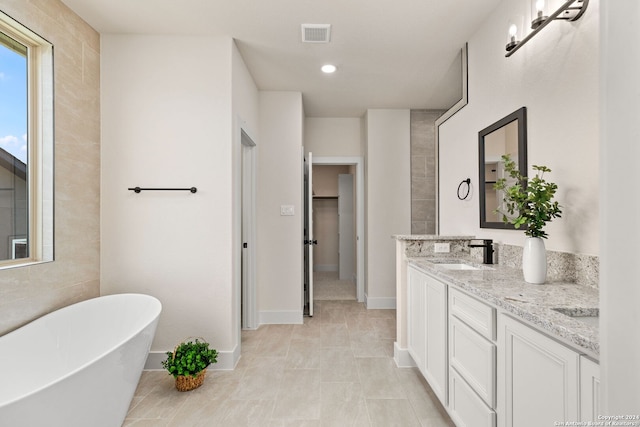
[128,187,197,194]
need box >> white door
[338,174,354,281]
[303,152,315,316]
[241,130,256,329]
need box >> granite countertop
[394,235,475,241]
[408,257,600,359]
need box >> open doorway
[310,156,364,303]
[312,165,356,300]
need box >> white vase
[522,237,547,284]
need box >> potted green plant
[494,154,562,283]
[161,338,218,391]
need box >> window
[0,12,53,267]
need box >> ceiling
[60,0,500,117]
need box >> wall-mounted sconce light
[530,0,549,29]
[506,16,524,52]
[506,0,589,57]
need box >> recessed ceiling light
[321,64,337,74]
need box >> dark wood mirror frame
[478,107,527,229]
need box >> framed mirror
[478,107,527,229]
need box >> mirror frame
[478,107,527,229]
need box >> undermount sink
[426,259,494,271]
[436,263,483,271]
[427,259,494,271]
[552,307,600,327]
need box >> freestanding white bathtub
[0,293,161,427]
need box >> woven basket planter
[162,337,218,392]
[175,369,207,392]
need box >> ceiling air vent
[301,24,331,43]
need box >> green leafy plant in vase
[494,154,562,283]
[161,338,218,391]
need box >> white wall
[305,117,362,157]
[231,40,260,345]
[438,0,599,255]
[101,35,252,369]
[365,109,411,308]
[256,91,304,324]
[600,0,640,412]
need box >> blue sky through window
[0,41,27,164]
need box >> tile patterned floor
[124,300,455,426]
[313,271,356,301]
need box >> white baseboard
[145,345,240,371]
[314,264,338,272]
[144,351,166,370]
[394,342,417,368]
[364,294,396,309]
[258,310,304,325]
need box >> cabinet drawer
[449,367,496,427]
[450,288,495,340]
[450,316,496,408]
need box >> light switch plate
[434,242,450,253]
[280,205,295,216]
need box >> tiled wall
[0,1,100,335]
[410,110,444,234]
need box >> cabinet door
[407,266,427,373]
[406,267,448,405]
[498,315,580,427]
[580,356,600,421]
[424,273,448,404]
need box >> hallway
[125,300,454,426]
[313,271,356,301]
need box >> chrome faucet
[469,239,494,264]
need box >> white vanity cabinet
[448,288,497,427]
[407,266,427,372]
[404,261,600,427]
[497,314,580,427]
[407,265,448,404]
[580,356,601,421]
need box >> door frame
[236,120,257,331]
[312,156,365,302]
[303,152,314,316]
